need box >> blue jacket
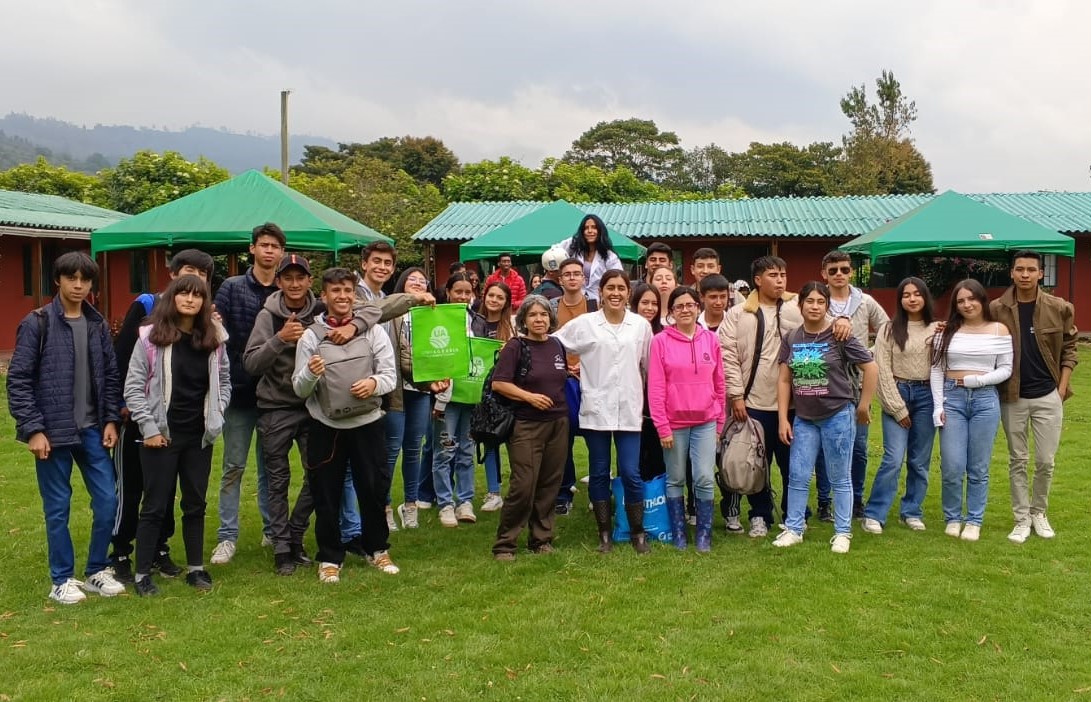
[214,267,277,408]
[7,297,121,447]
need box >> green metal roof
[413,192,1091,242]
[0,189,127,234]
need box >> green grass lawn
[3,358,1091,701]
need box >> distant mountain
[0,113,339,173]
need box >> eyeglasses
[561,272,584,279]
[671,302,700,312]
[826,266,852,275]
[406,276,428,285]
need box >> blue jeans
[584,430,642,504]
[815,416,869,506]
[433,402,476,507]
[865,381,935,525]
[785,405,856,535]
[557,430,581,506]
[393,390,432,504]
[36,427,118,584]
[663,421,717,502]
[217,405,271,542]
[483,446,503,494]
[340,472,361,542]
[939,381,1000,526]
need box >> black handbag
[470,340,530,455]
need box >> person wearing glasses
[648,287,725,552]
[815,251,888,522]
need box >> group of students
[8,215,1077,603]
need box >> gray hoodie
[123,323,231,448]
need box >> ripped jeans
[432,402,476,509]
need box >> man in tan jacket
[990,250,1078,543]
[720,256,803,536]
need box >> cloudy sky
[4,0,1089,192]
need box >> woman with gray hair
[490,295,570,559]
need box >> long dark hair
[393,266,430,293]
[888,276,934,352]
[569,214,615,258]
[630,281,663,335]
[481,280,514,341]
[933,279,992,368]
[148,275,218,352]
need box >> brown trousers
[493,417,568,554]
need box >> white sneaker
[415,500,433,510]
[687,514,697,527]
[901,517,926,531]
[481,493,504,512]
[318,562,341,583]
[260,535,273,547]
[82,568,125,597]
[385,505,399,532]
[397,503,419,529]
[944,521,962,538]
[439,505,458,528]
[367,550,400,575]
[455,501,477,524]
[580,475,590,484]
[725,515,744,534]
[1008,523,1031,544]
[830,533,852,554]
[960,524,981,542]
[210,540,236,564]
[861,518,883,534]
[748,516,768,538]
[773,529,803,548]
[1031,513,1055,539]
[49,578,87,605]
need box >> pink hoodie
[648,326,726,439]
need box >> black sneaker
[111,555,135,584]
[153,551,183,578]
[817,502,834,523]
[554,502,572,516]
[274,552,297,576]
[290,544,313,566]
[853,503,866,520]
[185,569,213,591]
[134,576,159,597]
[343,535,367,559]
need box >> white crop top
[930,327,1013,426]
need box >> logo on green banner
[430,326,450,349]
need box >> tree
[297,136,459,187]
[723,141,845,198]
[563,118,685,183]
[99,150,229,214]
[0,157,108,205]
[839,70,934,195]
[442,157,549,201]
[289,158,446,268]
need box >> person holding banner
[491,295,569,559]
[430,273,492,527]
[552,270,653,553]
[478,281,515,510]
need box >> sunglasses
[826,266,852,275]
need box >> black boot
[625,502,651,554]
[591,500,613,553]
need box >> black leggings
[135,437,212,574]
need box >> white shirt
[551,309,652,432]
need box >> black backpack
[470,339,531,459]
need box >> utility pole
[280,90,291,185]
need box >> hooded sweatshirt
[827,285,888,347]
[647,325,725,439]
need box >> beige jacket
[873,320,938,421]
[720,292,803,412]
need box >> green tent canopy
[91,170,392,254]
[458,200,646,263]
[840,190,1075,259]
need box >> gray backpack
[717,416,767,495]
[308,323,382,420]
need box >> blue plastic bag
[564,376,581,430]
[612,474,672,544]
